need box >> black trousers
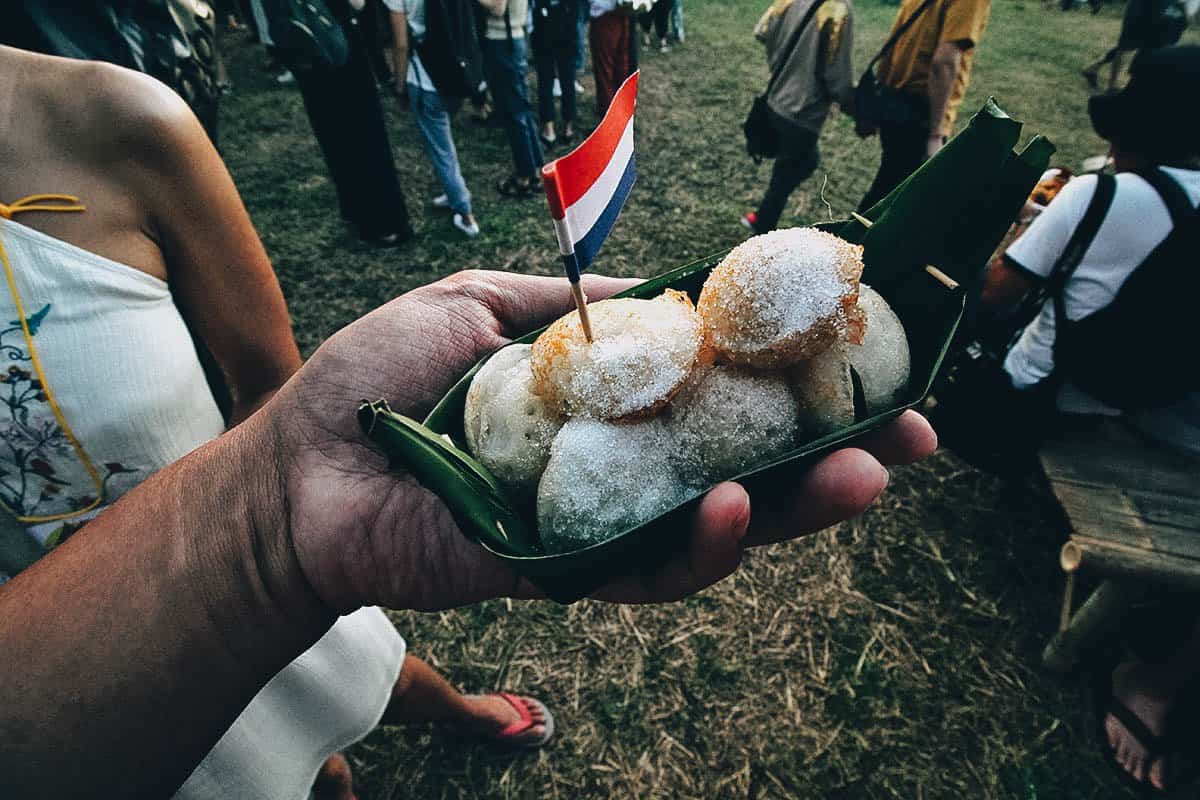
[639,0,672,40]
[858,115,930,213]
[533,2,579,124]
[754,122,819,232]
[289,16,411,240]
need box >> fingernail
[879,464,891,489]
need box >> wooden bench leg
[1042,579,1145,674]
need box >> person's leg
[412,87,474,218]
[380,655,549,739]
[858,119,928,213]
[532,27,557,135]
[754,131,819,232]
[576,1,588,73]
[590,14,618,114]
[510,37,545,177]
[653,0,671,43]
[1105,617,1200,791]
[557,16,578,135]
[671,0,684,42]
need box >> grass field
[217,5,1197,798]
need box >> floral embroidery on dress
[0,304,140,529]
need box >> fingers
[851,410,938,466]
[589,482,750,603]
[743,448,890,546]
[448,270,641,340]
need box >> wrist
[194,410,336,664]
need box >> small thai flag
[542,71,639,283]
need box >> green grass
[217,4,1198,797]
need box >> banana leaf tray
[358,100,1055,603]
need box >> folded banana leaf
[359,100,1054,603]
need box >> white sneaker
[453,213,480,237]
[552,78,562,98]
[275,69,294,84]
[431,194,450,209]
[574,80,585,95]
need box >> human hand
[262,271,937,613]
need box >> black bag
[416,0,484,99]
[1055,169,1200,411]
[930,173,1116,476]
[265,0,350,69]
[854,0,937,130]
[743,0,825,162]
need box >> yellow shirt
[876,0,991,136]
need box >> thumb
[472,271,642,339]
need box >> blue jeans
[482,37,544,179]
[410,83,472,216]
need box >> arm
[0,271,936,796]
[980,254,1035,307]
[119,73,302,426]
[389,9,409,93]
[817,2,855,113]
[926,40,964,154]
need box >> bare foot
[460,694,549,742]
[312,752,357,800]
[1105,661,1173,791]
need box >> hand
[926,134,945,159]
[263,271,937,612]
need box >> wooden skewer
[849,212,960,291]
[570,281,594,342]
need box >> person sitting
[933,48,1200,791]
[0,42,553,800]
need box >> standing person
[0,43,552,800]
[532,0,580,149]
[742,0,856,233]
[855,0,991,212]
[386,0,481,236]
[671,0,685,43]
[1081,0,1190,92]
[276,0,414,245]
[477,0,546,198]
[639,0,673,52]
[589,0,638,114]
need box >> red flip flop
[490,692,555,748]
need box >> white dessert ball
[463,344,563,497]
[669,365,800,485]
[849,285,911,413]
[537,417,691,554]
[530,291,705,419]
[791,342,857,437]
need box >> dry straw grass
[214,1,1200,795]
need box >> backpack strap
[865,0,939,73]
[765,0,828,95]
[998,173,1115,355]
[1136,167,1193,226]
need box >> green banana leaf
[359,100,1055,603]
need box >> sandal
[1091,664,1200,797]
[476,692,555,748]
[496,175,539,199]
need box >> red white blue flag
[542,71,639,283]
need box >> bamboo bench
[1040,419,1200,673]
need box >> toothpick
[849,213,959,290]
[570,281,594,342]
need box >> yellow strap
[0,195,105,523]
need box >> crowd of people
[0,0,1197,797]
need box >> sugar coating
[668,365,800,485]
[697,228,865,368]
[537,417,691,554]
[464,344,563,496]
[791,342,856,436]
[849,285,911,413]
[530,292,704,419]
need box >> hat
[1089,45,1200,162]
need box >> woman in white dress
[0,42,551,799]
